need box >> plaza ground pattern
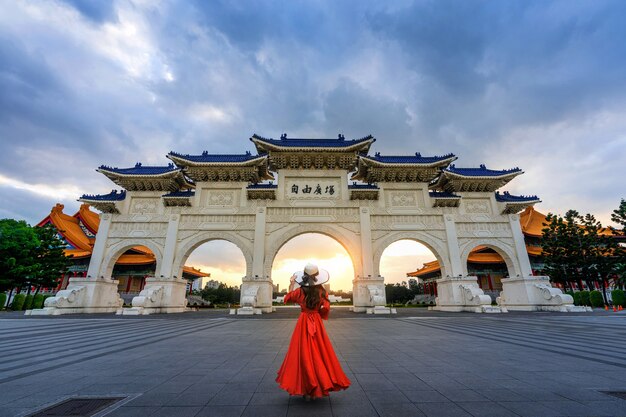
[1,309,626,416]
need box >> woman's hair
[300,279,329,310]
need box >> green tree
[0,219,39,308]
[32,224,70,294]
[610,199,626,288]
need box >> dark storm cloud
[0,0,624,228]
[59,0,117,23]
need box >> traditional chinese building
[33,132,583,315]
[36,203,209,296]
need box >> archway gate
[35,133,579,315]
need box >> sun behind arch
[271,233,355,293]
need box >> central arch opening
[271,233,355,298]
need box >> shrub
[579,291,591,306]
[32,294,45,309]
[611,289,625,307]
[0,293,7,309]
[589,290,604,308]
[571,292,581,306]
[23,294,34,310]
[11,294,26,311]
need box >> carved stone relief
[131,198,158,214]
[456,222,511,238]
[463,199,491,214]
[386,191,422,208]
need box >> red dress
[276,287,351,397]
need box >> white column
[508,213,532,277]
[443,215,463,277]
[86,213,113,279]
[159,214,181,279]
[252,207,266,278]
[359,207,373,278]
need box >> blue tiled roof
[247,183,278,189]
[366,152,456,164]
[445,164,522,177]
[162,190,195,198]
[348,183,379,190]
[429,191,460,198]
[495,191,540,202]
[98,163,179,175]
[168,151,262,163]
[80,190,126,201]
[251,133,374,148]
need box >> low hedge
[33,294,45,309]
[0,293,7,309]
[578,290,590,307]
[612,289,625,307]
[568,291,580,306]
[23,294,34,310]
[11,294,26,311]
[589,290,604,308]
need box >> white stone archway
[34,133,580,315]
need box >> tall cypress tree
[32,224,70,294]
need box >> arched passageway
[270,233,355,296]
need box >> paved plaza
[1,309,626,417]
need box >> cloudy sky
[1,1,624,289]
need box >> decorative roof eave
[162,190,194,207]
[97,165,191,192]
[432,170,523,193]
[250,134,375,153]
[352,154,457,182]
[167,152,269,167]
[349,190,379,200]
[495,191,541,214]
[429,191,461,208]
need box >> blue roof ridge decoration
[80,190,127,201]
[250,133,375,148]
[445,164,523,177]
[98,162,180,176]
[247,183,278,189]
[162,190,195,198]
[429,191,460,198]
[348,182,379,190]
[365,152,457,164]
[495,191,540,202]
[168,150,266,164]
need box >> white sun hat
[293,262,330,286]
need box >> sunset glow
[184,236,438,292]
[271,234,354,292]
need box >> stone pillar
[30,213,123,315]
[443,215,463,278]
[122,214,187,315]
[237,207,273,315]
[352,207,390,314]
[86,213,113,279]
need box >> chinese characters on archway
[290,184,335,195]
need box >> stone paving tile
[474,387,530,402]
[330,403,379,417]
[581,400,626,416]
[105,406,160,417]
[437,389,489,402]
[249,391,290,405]
[456,401,519,417]
[538,400,605,416]
[151,405,202,417]
[209,390,254,406]
[364,389,411,406]
[403,389,450,403]
[196,405,246,417]
[241,404,288,417]
[415,401,472,417]
[498,401,572,417]
[287,403,332,417]
[373,402,425,417]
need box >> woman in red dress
[276,263,351,400]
